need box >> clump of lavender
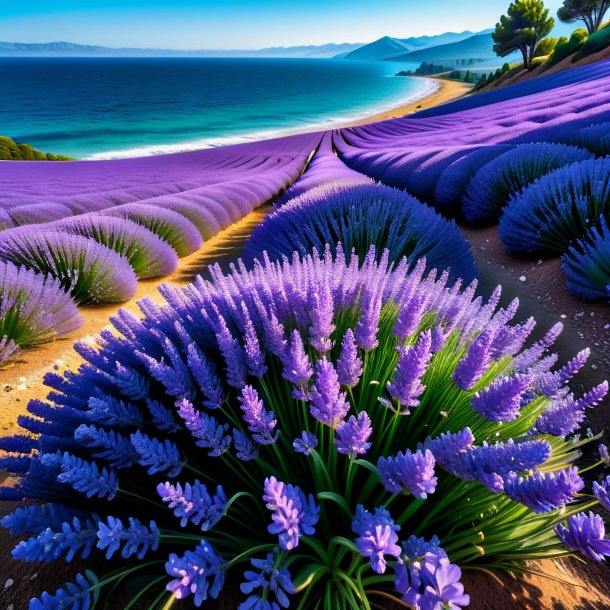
[1,246,606,609]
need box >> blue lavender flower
[239,550,295,610]
[96,516,159,560]
[471,373,532,422]
[423,429,475,481]
[402,534,448,564]
[335,411,372,457]
[352,505,401,574]
[600,444,610,466]
[45,452,118,500]
[452,328,496,390]
[12,516,97,562]
[293,431,318,456]
[503,467,584,513]
[74,424,139,469]
[130,430,184,477]
[157,480,227,530]
[146,399,178,431]
[238,385,278,445]
[166,540,226,606]
[177,398,232,456]
[378,449,437,499]
[233,429,260,461]
[185,342,224,408]
[386,330,432,414]
[86,394,143,427]
[263,476,319,551]
[336,329,363,388]
[29,571,98,610]
[309,358,349,428]
[1,503,79,535]
[593,476,610,511]
[555,512,610,562]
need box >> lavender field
[1,47,610,610]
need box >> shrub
[529,56,548,69]
[499,158,610,253]
[51,215,178,279]
[535,37,559,57]
[581,23,610,56]
[8,202,74,227]
[572,122,610,156]
[0,136,72,161]
[0,230,138,304]
[1,246,607,609]
[101,203,203,257]
[244,184,477,283]
[548,28,588,65]
[0,262,81,363]
[462,143,593,222]
[562,216,610,300]
[151,199,224,240]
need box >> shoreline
[84,76,471,160]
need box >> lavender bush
[562,217,610,301]
[51,215,179,279]
[245,184,476,282]
[0,261,81,363]
[499,158,610,254]
[101,203,203,257]
[0,230,137,304]
[461,143,593,223]
[1,246,608,609]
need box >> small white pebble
[590,312,595,317]
[17,384,27,391]
[18,377,26,383]
[604,324,610,330]
[519,275,526,282]
[4,578,14,589]
[55,359,65,366]
[561,314,567,319]
[592,364,598,370]
[537,259,543,265]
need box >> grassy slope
[0,136,73,161]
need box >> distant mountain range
[342,31,486,61]
[0,40,364,59]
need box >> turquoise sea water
[0,57,428,159]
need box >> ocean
[0,57,428,159]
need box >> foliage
[493,0,555,68]
[498,158,610,254]
[461,143,593,222]
[244,184,477,282]
[581,20,610,54]
[1,246,607,609]
[0,229,138,304]
[557,0,610,33]
[0,136,72,161]
[0,261,81,363]
[535,36,559,56]
[548,28,589,63]
[562,216,610,300]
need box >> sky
[0,0,567,50]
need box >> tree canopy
[557,0,610,34]
[493,0,555,68]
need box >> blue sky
[1,0,567,49]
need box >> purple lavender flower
[28,572,96,610]
[378,449,437,499]
[157,480,227,530]
[307,284,334,354]
[242,302,268,377]
[471,374,532,422]
[352,505,401,574]
[386,330,432,414]
[593,476,610,511]
[555,512,610,562]
[336,329,363,388]
[393,293,427,340]
[423,429,475,481]
[185,343,224,408]
[166,540,226,605]
[130,431,184,478]
[233,430,259,461]
[354,285,382,352]
[263,476,319,551]
[452,328,496,390]
[600,444,610,466]
[281,330,313,388]
[335,412,372,457]
[238,385,278,445]
[214,312,247,389]
[177,398,232,456]
[239,550,295,610]
[293,431,318,456]
[402,535,448,565]
[309,358,349,428]
[96,516,159,560]
[503,467,584,513]
[405,559,470,610]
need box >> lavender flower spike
[378,449,437,499]
[555,512,610,562]
[593,476,610,512]
[240,550,295,610]
[282,329,313,387]
[453,328,496,390]
[352,505,401,574]
[336,329,363,388]
[386,330,432,414]
[335,412,372,458]
[293,431,318,456]
[309,358,349,428]
[238,385,278,445]
[96,516,159,560]
[471,373,532,422]
[308,284,335,354]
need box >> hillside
[0,40,364,59]
[0,136,72,161]
[343,30,483,61]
